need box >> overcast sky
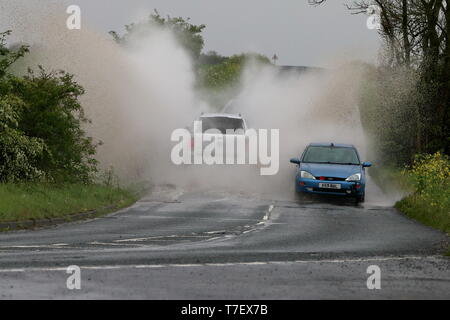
[61,0,380,67]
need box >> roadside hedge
[0,31,98,183]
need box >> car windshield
[201,117,244,134]
[302,146,360,165]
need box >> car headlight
[300,171,316,180]
[346,173,361,181]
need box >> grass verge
[370,153,449,255]
[0,183,138,225]
[396,194,449,257]
[396,194,449,235]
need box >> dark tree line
[310,0,450,159]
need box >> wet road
[0,186,448,299]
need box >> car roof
[308,142,356,148]
[200,113,243,120]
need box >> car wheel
[294,190,305,202]
[356,193,365,203]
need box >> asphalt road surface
[0,185,448,299]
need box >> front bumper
[295,177,364,196]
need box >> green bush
[10,67,98,182]
[0,127,45,182]
[396,152,450,233]
[195,53,271,109]
[403,152,450,203]
[0,31,98,183]
[198,54,271,90]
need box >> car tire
[294,190,305,202]
[356,193,365,203]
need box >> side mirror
[290,158,301,165]
[362,162,372,168]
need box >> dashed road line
[0,243,69,249]
[0,256,441,273]
[263,204,275,221]
[0,204,277,250]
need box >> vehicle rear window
[302,146,360,165]
[201,117,244,134]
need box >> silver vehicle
[194,113,248,134]
[192,113,248,163]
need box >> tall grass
[0,183,137,222]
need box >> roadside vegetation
[369,153,449,254]
[0,183,136,223]
[0,31,137,226]
[396,153,450,234]
[312,1,450,247]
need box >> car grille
[314,177,346,181]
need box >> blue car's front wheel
[356,192,365,203]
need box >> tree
[309,0,450,158]
[10,67,98,182]
[198,53,271,90]
[0,94,46,182]
[0,30,29,78]
[198,51,228,65]
[110,10,206,60]
[0,31,98,183]
[0,31,45,182]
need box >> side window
[300,147,309,162]
[353,149,361,164]
[243,119,248,131]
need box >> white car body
[192,113,248,164]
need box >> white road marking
[113,205,275,244]
[114,235,210,243]
[88,242,137,246]
[205,236,224,241]
[0,203,275,250]
[205,230,227,235]
[263,204,275,221]
[0,256,440,273]
[0,244,69,249]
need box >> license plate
[319,183,341,189]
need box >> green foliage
[198,51,228,66]
[110,10,206,60]
[198,53,271,90]
[396,152,450,234]
[0,32,98,183]
[0,35,46,182]
[198,56,243,90]
[197,53,272,109]
[10,67,98,182]
[0,127,45,183]
[403,152,450,196]
[0,183,137,223]
[110,11,271,99]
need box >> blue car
[290,143,372,203]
